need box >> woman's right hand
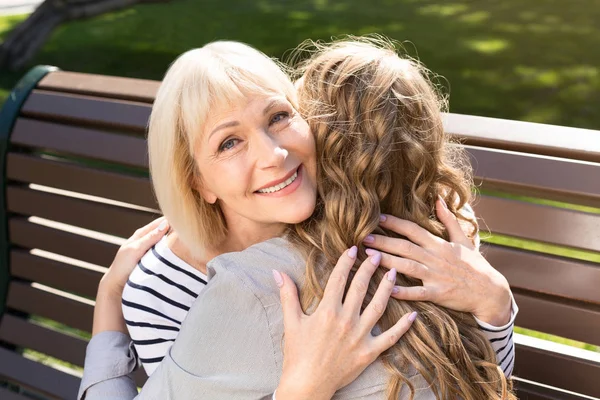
[93,217,169,336]
[273,248,417,400]
[99,216,169,297]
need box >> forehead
[205,94,289,127]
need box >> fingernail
[347,246,358,259]
[158,220,168,231]
[392,286,401,294]
[387,268,397,282]
[438,195,448,210]
[370,250,381,266]
[379,214,387,222]
[365,248,376,256]
[272,270,284,287]
[408,311,418,322]
[363,235,374,244]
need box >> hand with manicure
[363,196,512,326]
[273,247,416,400]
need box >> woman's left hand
[363,197,512,326]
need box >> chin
[284,199,317,224]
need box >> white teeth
[258,171,298,193]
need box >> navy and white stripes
[122,236,208,375]
[475,296,519,377]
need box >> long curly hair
[288,37,515,399]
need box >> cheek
[201,161,252,199]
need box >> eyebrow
[208,99,286,140]
[263,99,285,116]
[209,121,240,140]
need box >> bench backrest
[0,67,598,400]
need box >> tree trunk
[0,0,173,70]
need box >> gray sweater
[79,237,516,400]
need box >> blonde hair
[290,37,515,399]
[148,41,297,258]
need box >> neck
[219,216,287,254]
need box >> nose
[255,130,288,170]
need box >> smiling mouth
[256,168,299,194]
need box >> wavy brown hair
[288,38,515,399]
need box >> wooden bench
[0,66,598,400]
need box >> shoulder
[208,237,305,302]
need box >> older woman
[80,40,516,399]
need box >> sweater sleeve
[137,261,280,399]
[78,331,140,400]
[80,263,278,400]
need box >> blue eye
[219,138,238,152]
[270,112,289,125]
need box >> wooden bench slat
[0,347,80,400]
[0,314,88,367]
[6,281,93,333]
[7,185,157,239]
[7,153,156,209]
[475,196,600,253]
[468,146,600,208]
[21,90,151,132]
[514,292,600,346]
[444,113,600,163]
[514,379,591,400]
[9,218,119,270]
[10,249,103,299]
[37,71,158,104]
[0,387,32,400]
[11,118,148,168]
[485,244,600,305]
[515,343,600,398]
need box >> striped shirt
[122,235,208,376]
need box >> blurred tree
[0,0,173,70]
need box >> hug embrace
[80,36,518,400]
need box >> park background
[0,0,598,366]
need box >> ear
[194,175,218,204]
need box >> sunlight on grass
[97,8,137,22]
[464,38,510,54]
[418,4,468,17]
[0,14,26,39]
[515,327,600,352]
[458,11,489,24]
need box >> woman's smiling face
[194,94,318,233]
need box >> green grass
[2,0,600,129]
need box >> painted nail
[438,195,448,210]
[379,214,387,222]
[158,220,168,231]
[363,235,374,244]
[347,246,358,259]
[370,251,381,266]
[365,248,376,256]
[272,270,284,287]
[392,286,401,294]
[408,311,418,322]
[387,268,397,282]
